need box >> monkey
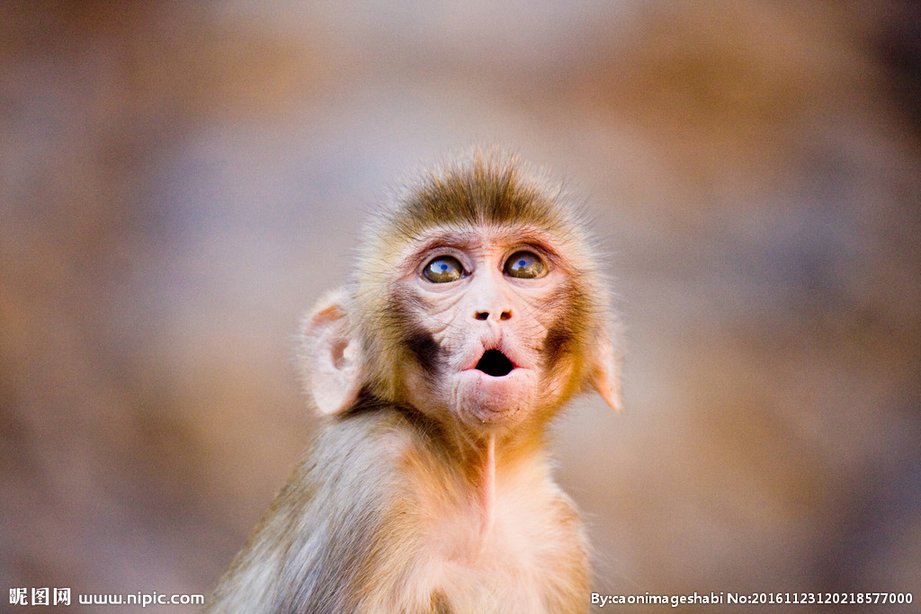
[206,151,623,613]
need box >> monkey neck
[389,399,544,463]
[467,432,544,541]
[478,434,496,539]
[388,401,547,537]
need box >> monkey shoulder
[222,408,424,612]
[306,405,426,490]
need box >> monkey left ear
[589,326,624,413]
[300,288,364,416]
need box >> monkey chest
[408,493,588,613]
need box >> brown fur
[207,152,620,613]
[385,153,571,241]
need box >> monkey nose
[474,310,512,322]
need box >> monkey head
[300,154,622,437]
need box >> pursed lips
[459,337,526,376]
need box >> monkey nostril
[475,311,511,321]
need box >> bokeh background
[2,2,919,612]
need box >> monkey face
[302,155,621,425]
[388,224,589,431]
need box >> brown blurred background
[2,2,919,612]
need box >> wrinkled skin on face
[383,223,592,433]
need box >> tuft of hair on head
[373,149,581,244]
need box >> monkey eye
[504,250,545,279]
[422,255,466,283]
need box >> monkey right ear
[589,324,624,414]
[300,288,364,416]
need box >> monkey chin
[451,368,537,430]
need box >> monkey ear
[300,288,363,416]
[589,326,624,413]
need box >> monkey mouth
[474,349,515,377]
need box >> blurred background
[2,2,919,612]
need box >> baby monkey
[208,153,623,613]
